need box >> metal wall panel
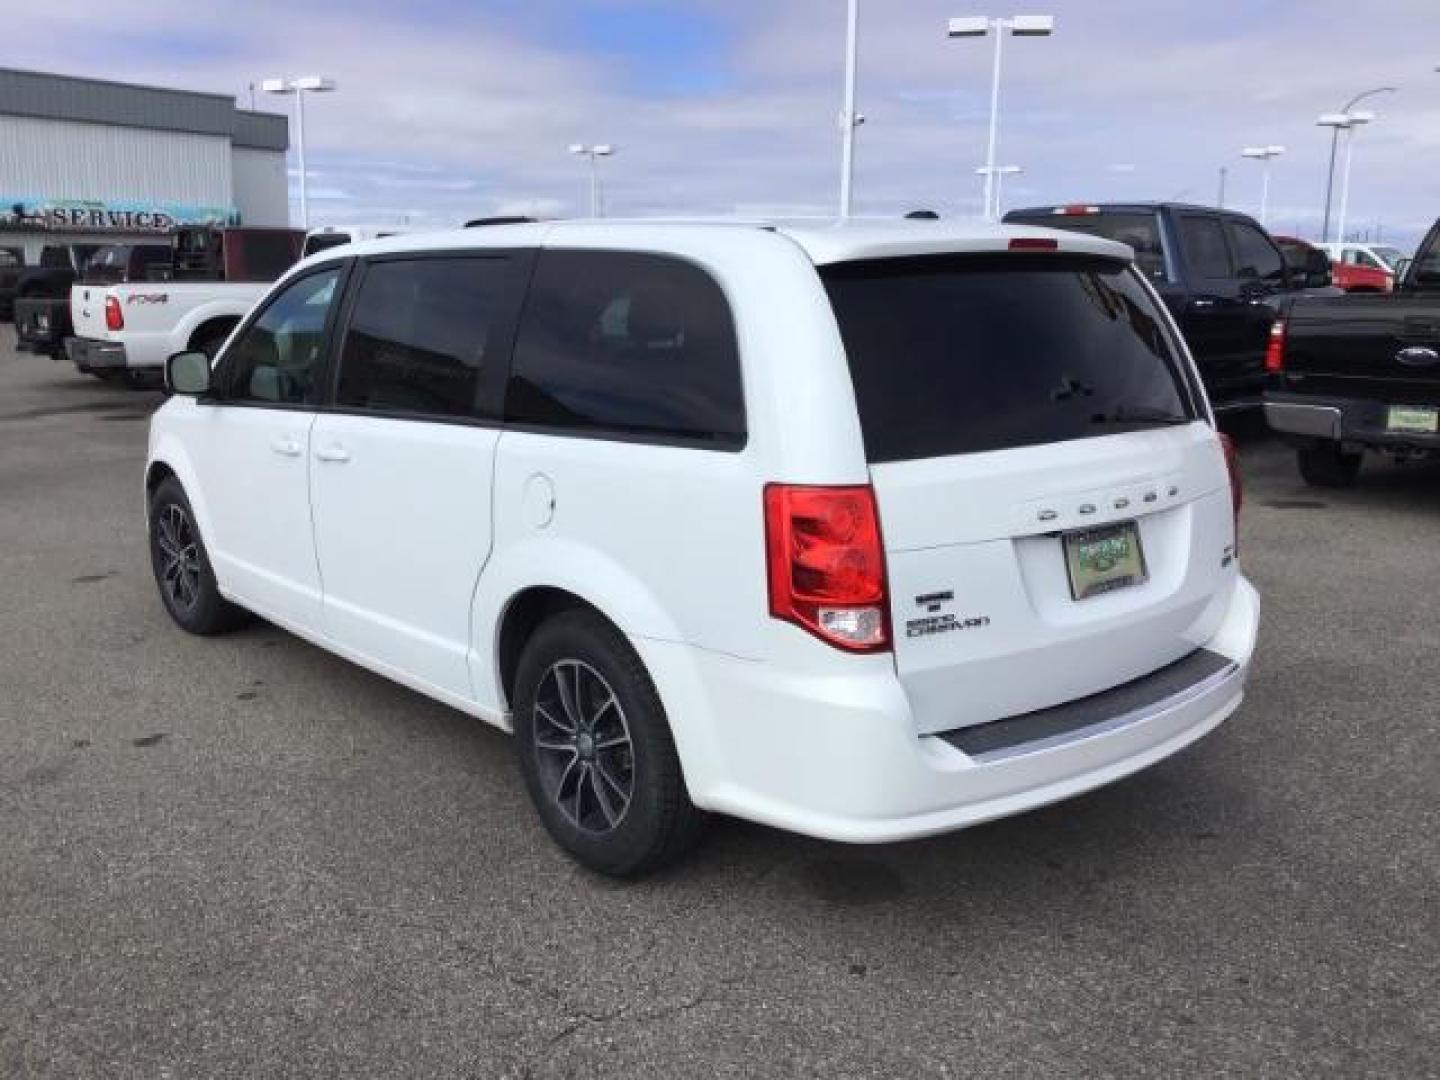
[0,115,233,205]
[233,111,288,152]
[231,148,291,227]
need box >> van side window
[335,257,513,420]
[505,250,745,447]
[218,267,341,406]
[1179,216,1233,279]
[1227,221,1283,281]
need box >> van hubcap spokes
[533,660,634,834]
[156,504,201,611]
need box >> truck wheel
[1297,444,1362,488]
[513,610,707,876]
[147,477,251,635]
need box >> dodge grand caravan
[146,220,1260,875]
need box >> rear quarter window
[505,250,745,447]
[823,253,1197,463]
[1006,212,1169,282]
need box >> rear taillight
[764,484,890,652]
[1219,433,1243,546]
[1263,318,1286,373]
[1054,205,1100,215]
[104,295,123,331]
[1008,237,1059,251]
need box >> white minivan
[147,219,1260,875]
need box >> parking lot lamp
[261,75,337,230]
[1334,112,1373,246]
[568,144,615,218]
[1240,145,1285,227]
[947,14,1054,221]
[1318,87,1393,242]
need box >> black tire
[147,477,251,635]
[1297,443,1362,488]
[513,610,706,876]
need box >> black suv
[1004,202,1301,409]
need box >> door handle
[1188,298,1216,311]
[314,444,351,463]
[270,437,303,458]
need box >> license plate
[1386,405,1438,434]
[1063,521,1147,601]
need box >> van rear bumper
[639,575,1259,844]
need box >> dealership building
[0,67,290,260]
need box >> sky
[11,0,1440,246]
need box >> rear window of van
[822,253,1197,464]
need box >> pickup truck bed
[1265,220,1440,486]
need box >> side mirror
[166,351,212,396]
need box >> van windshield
[822,253,1197,464]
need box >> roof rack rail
[464,216,537,228]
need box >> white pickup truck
[66,227,302,383]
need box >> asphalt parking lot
[1,334,1436,1079]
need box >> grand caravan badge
[906,591,990,638]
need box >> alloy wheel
[531,659,635,834]
[155,503,202,613]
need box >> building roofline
[0,66,287,151]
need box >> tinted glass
[220,268,341,406]
[0,248,20,268]
[40,247,69,269]
[1006,211,1169,281]
[131,245,173,281]
[82,246,128,284]
[506,250,745,446]
[1179,216,1233,278]
[1227,222,1283,281]
[233,232,301,282]
[1373,246,1405,270]
[336,257,512,419]
[822,254,1194,463]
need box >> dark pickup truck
[1265,220,1440,486]
[14,242,167,358]
[1004,202,1306,409]
[12,244,101,355]
[0,245,25,320]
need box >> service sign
[0,197,239,233]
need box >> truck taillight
[104,295,123,331]
[1219,433,1243,547]
[764,484,890,652]
[1263,319,1286,373]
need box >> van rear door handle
[314,444,351,463]
[270,437,303,458]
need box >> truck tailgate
[1283,293,1440,399]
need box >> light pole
[838,0,861,218]
[261,75,337,230]
[1318,87,1393,242]
[568,144,615,217]
[947,13,1054,221]
[1334,111,1373,245]
[1240,145,1285,227]
[975,164,1022,216]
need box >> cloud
[6,0,1440,244]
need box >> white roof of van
[305,217,1133,268]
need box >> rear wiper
[1090,406,1193,427]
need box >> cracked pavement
[0,336,1436,1078]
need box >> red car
[1274,235,1391,293]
